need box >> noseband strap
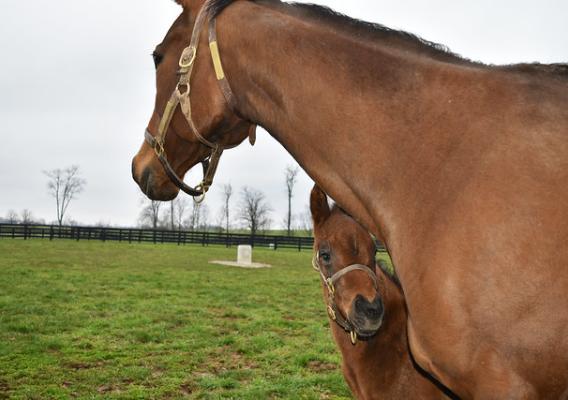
[144,0,255,201]
[312,253,378,344]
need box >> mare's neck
[217,2,471,263]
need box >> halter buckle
[179,46,196,69]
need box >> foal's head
[310,185,384,343]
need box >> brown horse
[310,185,453,399]
[131,1,568,397]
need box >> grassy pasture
[0,240,392,399]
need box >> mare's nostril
[131,160,139,183]
[140,168,152,189]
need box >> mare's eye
[320,251,331,263]
[152,52,163,69]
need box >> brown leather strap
[312,252,378,340]
[145,0,256,199]
[329,264,378,289]
[208,18,238,112]
[145,130,206,197]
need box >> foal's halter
[144,0,256,201]
[312,252,378,345]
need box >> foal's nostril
[355,295,384,321]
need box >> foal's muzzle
[350,294,384,339]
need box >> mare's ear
[174,0,206,10]
[310,185,330,228]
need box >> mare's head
[132,0,255,200]
[310,185,384,342]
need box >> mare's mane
[205,0,568,78]
[207,0,466,64]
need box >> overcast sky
[1,0,566,227]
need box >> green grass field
[0,240,393,399]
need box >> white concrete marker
[237,245,253,265]
[210,244,271,269]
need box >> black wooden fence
[0,224,315,251]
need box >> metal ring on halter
[175,82,191,98]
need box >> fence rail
[0,224,317,251]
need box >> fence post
[298,237,302,252]
[274,237,278,251]
[49,226,54,241]
[102,228,107,242]
[76,227,80,241]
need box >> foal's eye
[320,251,331,263]
[152,52,163,69]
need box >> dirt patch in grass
[0,379,10,400]
[179,383,194,395]
[307,360,338,372]
[64,361,104,370]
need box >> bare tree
[168,201,175,230]
[138,198,162,229]
[20,209,34,224]
[220,183,233,233]
[199,204,210,231]
[295,205,314,236]
[238,186,272,236]
[174,198,189,231]
[186,201,208,231]
[43,165,86,226]
[5,210,19,224]
[284,165,299,236]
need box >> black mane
[207,0,466,63]
[207,0,567,75]
[206,0,233,17]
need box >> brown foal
[132,1,568,397]
[311,186,452,400]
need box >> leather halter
[312,252,378,345]
[144,0,256,202]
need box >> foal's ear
[310,185,331,227]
